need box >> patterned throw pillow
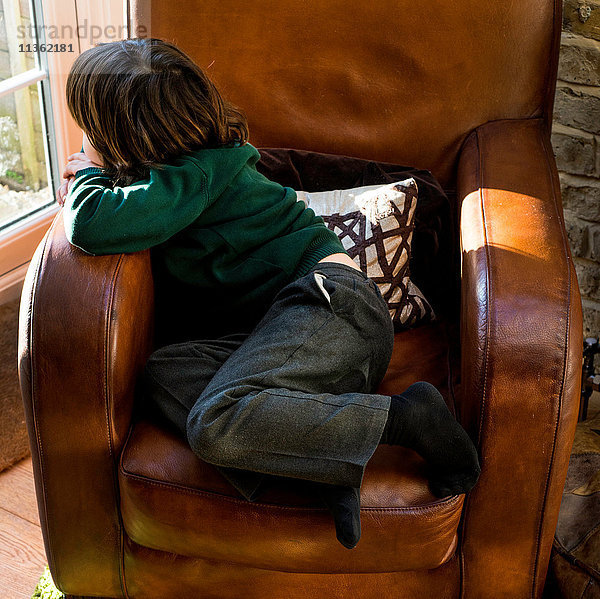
[296,178,435,329]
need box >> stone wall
[552,0,600,336]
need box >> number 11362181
[19,43,74,52]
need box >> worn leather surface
[19,122,581,597]
[130,0,561,191]
[119,322,462,574]
[122,538,460,599]
[377,321,454,406]
[457,118,582,599]
[17,0,580,595]
[17,212,155,597]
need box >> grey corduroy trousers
[141,261,395,501]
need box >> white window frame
[0,0,126,305]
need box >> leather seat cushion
[119,322,463,573]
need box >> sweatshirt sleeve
[63,160,208,255]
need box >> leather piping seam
[29,220,57,582]
[475,126,492,451]
[119,469,463,514]
[105,254,130,599]
[124,535,459,576]
[530,120,571,599]
[458,123,489,599]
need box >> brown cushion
[120,323,463,574]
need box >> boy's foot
[380,382,481,498]
[316,483,361,549]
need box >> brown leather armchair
[18,1,583,597]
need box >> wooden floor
[0,457,46,598]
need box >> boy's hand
[62,152,103,179]
[57,151,104,206]
[56,176,76,207]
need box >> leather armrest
[457,118,582,599]
[18,212,154,597]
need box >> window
[0,0,127,304]
[0,0,58,233]
[0,0,60,304]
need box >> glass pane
[0,82,52,231]
[0,0,37,82]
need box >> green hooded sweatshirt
[63,142,346,342]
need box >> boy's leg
[186,263,396,490]
[141,333,249,435]
[148,263,479,549]
[183,262,394,549]
[141,333,272,500]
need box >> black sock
[380,381,481,498]
[315,483,361,549]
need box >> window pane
[0,0,38,82]
[0,82,52,231]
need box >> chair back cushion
[130,0,561,189]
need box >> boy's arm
[63,160,209,255]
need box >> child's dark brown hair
[66,37,249,186]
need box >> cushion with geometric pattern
[296,178,435,330]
